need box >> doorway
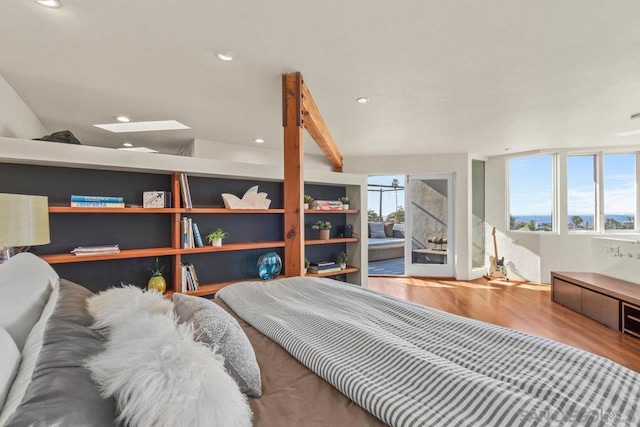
[405,173,455,277]
[367,175,405,276]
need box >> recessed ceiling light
[94,120,191,133]
[35,0,60,8]
[117,147,159,153]
[254,138,264,144]
[122,142,133,147]
[216,51,235,62]
[356,97,370,104]
[616,129,640,137]
[116,116,131,123]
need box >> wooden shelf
[182,207,284,214]
[49,207,285,214]
[180,241,285,254]
[305,209,358,214]
[42,247,178,264]
[305,237,359,245]
[184,275,286,296]
[49,207,182,214]
[305,266,359,277]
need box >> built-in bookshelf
[0,155,364,295]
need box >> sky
[367,175,405,218]
[509,154,636,217]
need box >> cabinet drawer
[581,288,620,330]
[623,303,640,338]
[552,278,581,312]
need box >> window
[604,154,636,230]
[509,155,554,232]
[567,155,596,231]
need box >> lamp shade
[0,193,50,247]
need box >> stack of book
[181,263,200,292]
[316,200,343,211]
[70,244,120,256]
[70,195,124,208]
[179,173,193,209]
[308,261,341,274]
[181,217,204,248]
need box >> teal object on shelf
[257,252,282,280]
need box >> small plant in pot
[303,195,314,210]
[311,220,331,240]
[339,196,350,210]
[147,257,166,293]
[304,257,310,274]
[206,228,229,247]
[336,251,348,269]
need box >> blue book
[71,195,124,203]
[192,222,204,247]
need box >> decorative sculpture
[221,186,271,209]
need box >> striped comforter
[217,277,640,427]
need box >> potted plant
[304,257,310,274]
[336,251,348,269]
[339,196,350,210]
[147,258,166,293]
[311,220,331,240]
[303,195,313,210]
[206,228,229,247]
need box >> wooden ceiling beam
[300,82,343,172]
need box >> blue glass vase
[257,252,282,280]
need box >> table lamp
[0,193,50,263]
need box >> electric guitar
[486,227,507,279]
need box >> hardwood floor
[368,276,640,373]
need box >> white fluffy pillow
[86,312,252,427]
[86,285,173,332]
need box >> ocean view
[512,214,634,224]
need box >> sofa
[367,222,405,262]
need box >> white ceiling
[2,0,640,158]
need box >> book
[310,261,338,268]
[179,173,193,209]
[192,222,204,247]
[71,245,120,256]
[182,217,190,248]
[71,195,124,203]
[70,201,125,208]
[308,266,342,274]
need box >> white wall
[486,153,640,284]
[0,73,47,139]
[188,138,333,171]
[345,153,474,280]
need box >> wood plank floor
[368,276,640,373]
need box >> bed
[2,253,640,426]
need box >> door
[405,173,455,277]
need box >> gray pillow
[369,222,386,238]
[173,293,262,397]
[5,279,117,427]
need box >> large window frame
[507,154,558,234]
[507,151,639,235]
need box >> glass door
[405,173,455,277]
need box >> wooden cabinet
[551,272,640,334]
[0,162,362,295]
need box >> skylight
[94,120,190,133]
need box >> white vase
[340,263,347,269]
[304,203,309,210]
[342,204,349,210]
[211,238,222,247]
[319,229,330,240]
